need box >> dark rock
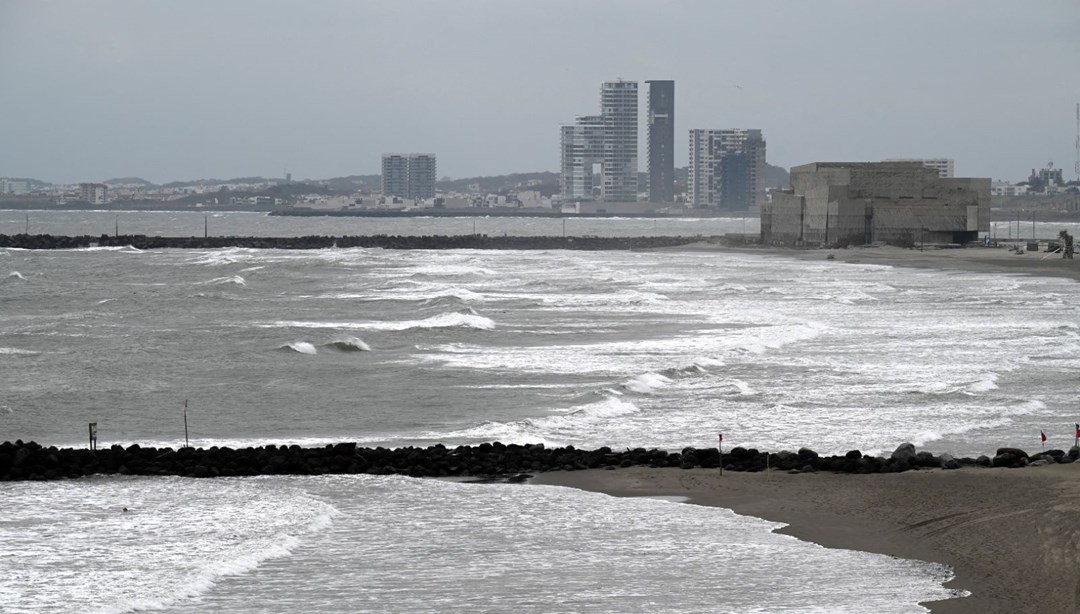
[995,447,1028,459]
[891,443,916,462]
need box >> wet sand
[685,242,1080,281]
[534,464,1080,613]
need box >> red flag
[718,433,724,444]
[1075,424,1079,439]
[1041,431,1047,442]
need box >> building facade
[762,161,990,246]
[687,128,766,210]
[559,115,603,200]
[560,80,639,202]
[78,183,108,205]
[882,158,955,178]
[381,153,437,200]
[646,80,674,202]
[600,80,639,202]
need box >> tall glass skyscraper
[646,80,674,203]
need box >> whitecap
[279,342,317,355]
[5,271,26,281]
[624,372,673,394]
[260,312,495,332]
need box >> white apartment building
[560,80,638,202]
[78,182,108,204]
[381,153,437,200]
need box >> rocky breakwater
[3,440,1077,482]
[0,233,703,251]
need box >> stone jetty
[2,440,1076,482]
[0,233,705,251]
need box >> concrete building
[560,115,603,200]
[688,128,766,211]
[407,153,437,200]
[882,158,955,178]
[381,153,437,200]
[646,80,675,202]
[381,154,409,199]
[0,179,30,195]
[762,161,990,246]
[560,80,638,202]
[78,182,108,205]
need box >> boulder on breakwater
[0,233,704,251]
[0,440,1056,482]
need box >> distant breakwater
[0,233,705,251]
[2,440,1076,482]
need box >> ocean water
[5,211,1080,612]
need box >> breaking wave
[431,396,643,446]
[260,311,495,332]
[325,336,371,352]
[279,342,318,355]
[204,275,247,287]
[5,271,26,281]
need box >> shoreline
[532,465,1080,613]
[676,241,1080,282]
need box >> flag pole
[184,399,190,449]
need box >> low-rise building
[762,162,990,246]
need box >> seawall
[1,440,1070,482]
[0,233,706,250]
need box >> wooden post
[184,400,190,449]
[88,422,97,451]
[204,215,208,238]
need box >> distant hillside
[103,177,154,186]
[437,172,560,195]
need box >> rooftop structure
[882,158,955,178]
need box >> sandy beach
[534,463,1080,613]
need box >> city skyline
[1,0,1078,184]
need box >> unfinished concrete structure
[762,162,990,246]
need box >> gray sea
[4,210,1080,612]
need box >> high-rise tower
[646,80,674,202]
[600,80,639,202]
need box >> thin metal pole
[184,399,190,448]
[718,433,723,477]
[115,215,119,238]
[25,214,29,234]
[204,215,208,238]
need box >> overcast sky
[1,0,1078,184]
